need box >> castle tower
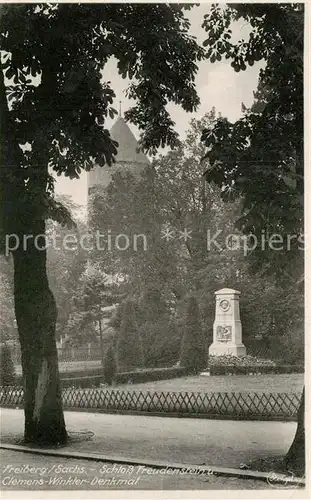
[86,116,151,285]
[87,116,150,197]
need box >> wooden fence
[0,386,300,421]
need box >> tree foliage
[201,3,303,278]
[116,300,144,372]
[90,111,240,297]
[91,112,304,366]
[136,288,180,368]
[103,344,117,386]
[63,264,123,346]
[45,196,88,340]
[0,3,204,445]
[0,257,16,342]
[200,3,304,473]
[0,344,16,386]
[1,3,204,220]
[180,296,206,374]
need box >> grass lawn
[116,373,304,394]
[13,364,304,395]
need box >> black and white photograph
[0,1,307,497]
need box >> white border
[0,1,309,499]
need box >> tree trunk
[98,319,105,367]
[284,387,305,474]
[1,59,67,445]
[13,221,67,445]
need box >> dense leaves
[179,296,206,374]
[64,264,123,346]
[1,3,203,187]
[0,257,16,342]
[116,300,144,372]
[201,3,304,473]
[103,345,117,386]
[1,3,204,253]
[89,113,303,366]
[0,344,16,386]
[201,4,304,279]
[0,3,204,444]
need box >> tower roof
[110,117,150,165]
[87,116,150,191]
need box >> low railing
[0,386,300,421]
[11,345,108,365]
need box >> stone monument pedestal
[209,288,246,357]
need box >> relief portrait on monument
[216,325,232,343]
[219,299,230,312]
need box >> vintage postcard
[0,1,309,499]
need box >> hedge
[15,367,188,389]
[14,364,303,390]
[60,367,104,379]
[114,366,188,384]
[209,364,304,375]
[61,375,104,389]
[60,367,188,388]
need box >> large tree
[201,3,304,474]
[0,3,203,444]
[66,264,123,359]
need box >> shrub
[0,344,16,386]
[115,366,188,385]
[103,345,117,386]
[61,375,104,389]
[133,288,180,368]
[275,326,304,365]
[208,354,303,375]
[209,354,277,368]
[116,300,144,372]
[180,296,207,374]
[60,367,104,379]
[139,319,181,368]
[60,367,188,388]
[209,364,303,375]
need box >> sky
[55,4,264,209]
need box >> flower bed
[209,354,276,367]
[207,354,303,375]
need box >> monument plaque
[216,325,232,342]
[209,288,246,357]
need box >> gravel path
[0,408,296,469]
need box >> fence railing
[10,345,108,365]
[57,347,104,362]
[0,386,300,421]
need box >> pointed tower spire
[87,115,150,195]
[119,100,122,117]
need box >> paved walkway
[0,409,296,468]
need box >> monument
[208,288,246,357]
